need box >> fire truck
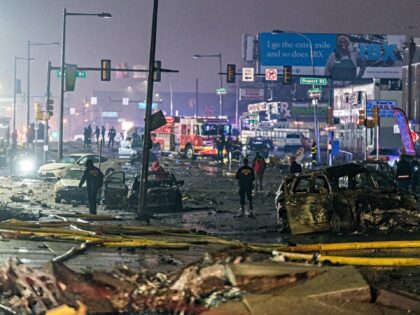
[153,116,231,158]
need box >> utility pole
[138,0,159,220]
[44,61,51,164]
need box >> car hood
[39,163,71,171]
[57,178,84,188]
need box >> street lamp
[27,41,59,135]
[272,30,321,165]
[193,53,223,116]
[58,9,111,160]
[14,56,34,132]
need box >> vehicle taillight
[380,156,390,161]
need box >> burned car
[103,170,183,212]
[275,163,416,234]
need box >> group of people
[83,125,119,148]
[215,135,242,163]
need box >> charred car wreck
[275,163,416,234]
[103,170,184,212]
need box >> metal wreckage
[275,163,418,234]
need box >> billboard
[259,33,406,80]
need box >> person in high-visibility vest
[311,141,317,164]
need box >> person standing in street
[289,155,302,174]
[79,159,104,215]
[216,135,225,163]
[101,125,106,144]
[396,154,412,192]
[235,158,255,217]
[252,152,267,192]
[108,126,116,147]
[95,126,100,144]
[225,137,233,164]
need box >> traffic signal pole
[138,0,159,221]
[44,61,51,165]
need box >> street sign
[300,77,328,85]
[308,88,322,94]
[265,68,277,81]
[216,87,227,95]
[150,110,167,131]
[366,100,397,118]
[242,67,255,82]
[56,70,87,79]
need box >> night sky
[0,0,419,106]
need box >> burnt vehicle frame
[103,170,184,212]
[275,163,416,234]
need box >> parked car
[275,163,416,234]
[367,148,400,167]
[38,153,122,179]
[242,137,274,159]
[54,167,100,204]
[102,171,183,212]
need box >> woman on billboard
[325,35,366,80]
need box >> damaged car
[54,167,101,204]
[275,163,416,234]
[103,170,184,212]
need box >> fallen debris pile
[361,208,420,233]
[1,250,420,315]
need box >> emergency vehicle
[153,116,231,158]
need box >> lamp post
[27,41,59,138]
[58,9,111,160]
[272,30,321,165]
[193,53,223,116]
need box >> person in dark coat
[101,126,106,143]
[95,126,100,144]
[235,158,255,216]
[79,159,104,215]
[289,155,302,174]
[396,154,412,192]
[108,126,116,147]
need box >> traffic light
[327,107,334,125]
[153,60,161,82]
[47,99,54,116]
[372,106,379,126]
[34,102,43,121]
[283,65,292,85]
[101,59,111,81]
[358,109,365,126]
[226,64,236,83]
[65,64,77,91]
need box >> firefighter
[235,158,255,217]
[232,137,242,161]
[79,159,104,215]
[216,135,225,163]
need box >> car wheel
[105,168,115,176]
[331,207,354,234]
[185,145,194,159]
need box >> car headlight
[19,159,35,173]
